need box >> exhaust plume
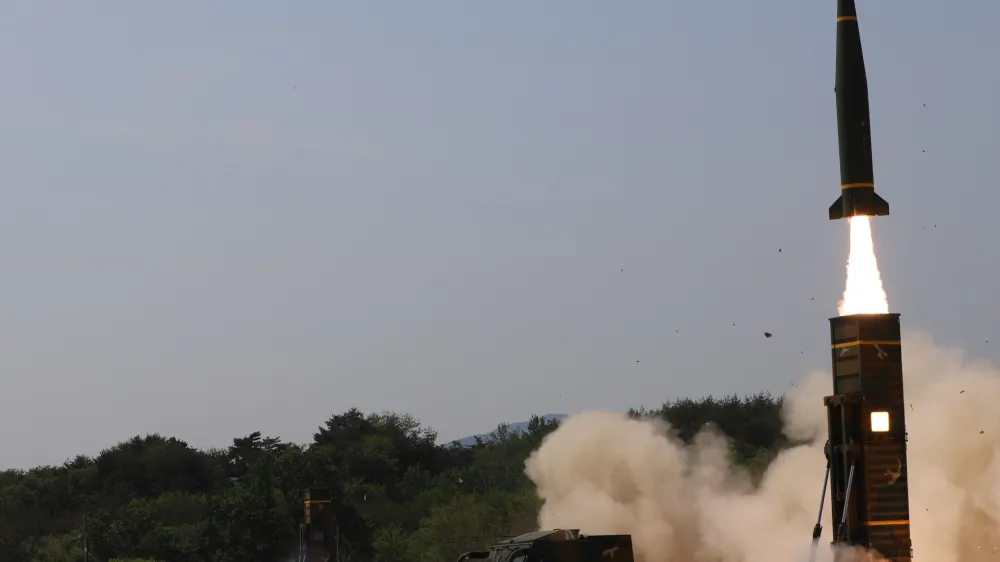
[525,330,1000,562]
[839,216,889,315]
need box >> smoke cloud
[525,329,1000,562]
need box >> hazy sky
[1,1,998,469]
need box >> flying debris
[764,332,773,338]
[828,0,889,220]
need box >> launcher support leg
[808,452,832,562]
[835,459,857,544]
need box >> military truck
[455,529,635,561]
[298,489,634,562]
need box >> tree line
[0,392,784,562]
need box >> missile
[828,0,889,221]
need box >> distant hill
[447,414,568,447]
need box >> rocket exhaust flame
[838,216,888,316]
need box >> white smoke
[525,329,1000,562]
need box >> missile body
[828,0,889,220]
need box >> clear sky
[0,1,998,469]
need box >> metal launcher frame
[299,488,334,562]
[825,313,912,562]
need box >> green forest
[0,393,786,562]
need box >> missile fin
[869,192,890,216]
[829,195,845,220]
